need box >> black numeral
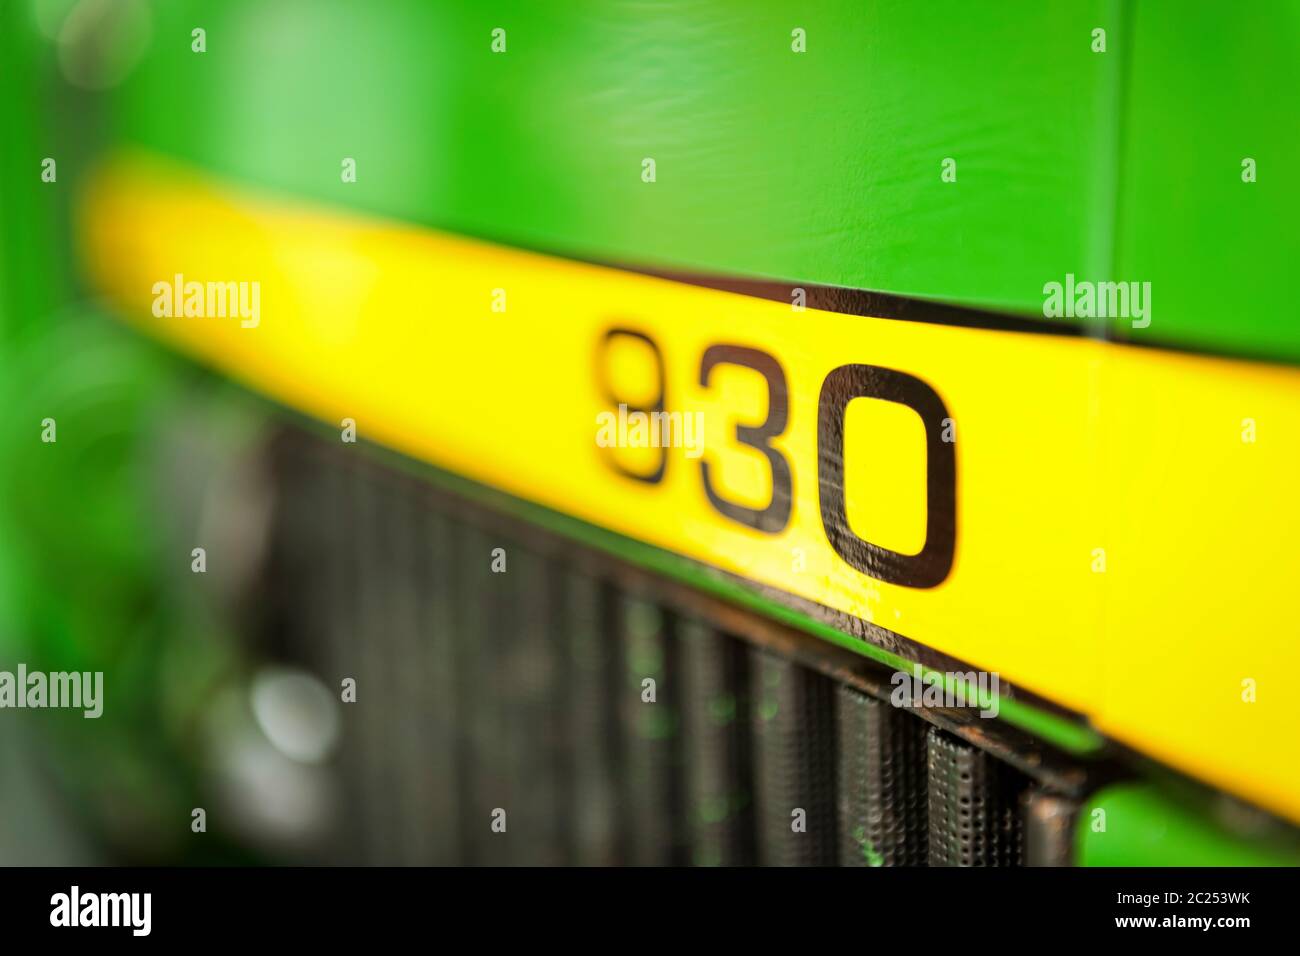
[698,345,793,533]
[598,330,958,588]
[817,364,955,588]
[595,328,667,484]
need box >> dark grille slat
[501,548,566,865]
[422,507,463,864]
[454,522,513,865]
[563,572,619,865]
[836,686,928,866]
[266,437,356,862]
[319,448,365,863]
[386,477,438,864]
[618,595,686,865]
[680,622,755,866]
[751,652,837,866]
[354,463,408,864]
[927,728,1026,866]
[1023,790,1078,867]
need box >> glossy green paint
[0,0,66,342]
[105,0,1300,359]
[1114,1,1300,361]
[1078,782,1300,866]
[109,1,1120,316]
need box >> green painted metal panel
[7,0,1295,357]
[1077,783,1300,867]
[108,0,1118,318]
[103,0,1300,359]
[0,0,67,341]
[1115,0,1300,360]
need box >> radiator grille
[262,430,1056,865]
[927,728,1027,867]
[837,686,930,866]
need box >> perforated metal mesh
[680,619,755,866]
[926,728,1027,867]
[837,687,929,866]
[751,652,839,866]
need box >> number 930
[595,327,956,589]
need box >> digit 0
[817,364,955,588]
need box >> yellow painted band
[81,153,1300,823]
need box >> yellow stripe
[82,152,1300,823]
